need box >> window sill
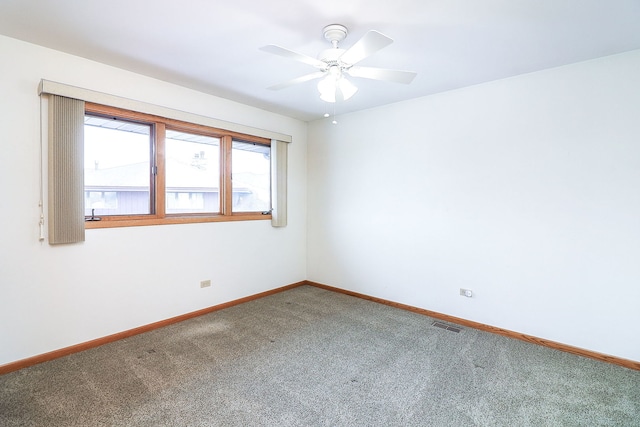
[85,213,272,229]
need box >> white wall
[0,35,307,366]
[307,50,640,362]
[2,32,638,367]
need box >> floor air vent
[432,321,462,333]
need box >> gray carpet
[1,285,638,426]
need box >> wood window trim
[84,103,272,229]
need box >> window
[83,103,271,228]
[84,115,152,216]
[232,140,271,213]
[165,130,220,214]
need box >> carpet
[1,285,638,426]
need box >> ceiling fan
[260,24,417,103]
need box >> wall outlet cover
[460,288,473,297]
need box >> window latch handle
[85,208,102,222]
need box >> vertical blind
[48,95,85,244]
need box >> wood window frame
[84,103,271,229]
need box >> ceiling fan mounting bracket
[323,24,348,48]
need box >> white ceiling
[2,0,640,121]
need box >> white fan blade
[267,71,326,90]
[260,45,326,68]
[347,66,417,84]
[339,30,393,65]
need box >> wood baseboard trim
[4,280,637,374]
[0,281,306,375]
[305,281,640,371]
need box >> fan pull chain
[324,104,338,124]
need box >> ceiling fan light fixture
[338,77,358,100]
[317,70,358,103]
[318,76,337,102]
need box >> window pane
[232,140,270,212]
[84,116,152,216]
[166,130,220,214]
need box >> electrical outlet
[200,280,211,288]
[460,288,473,298]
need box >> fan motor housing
[318,48,346,64]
